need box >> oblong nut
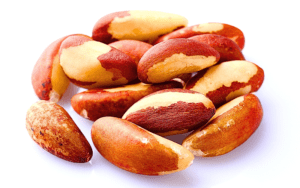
[154,22,245,50]
[31,35,72,102]
[182,93,263,157]
[26,100,93,163]
[138,38,220,84]
[71,81,183,121]
[59,35,137,89]
[92,10,188,44]
[91,117,194,175]
[185,60,264,107]
[122,88,216,136]
[189,34,245,63]
[108,40,153,65]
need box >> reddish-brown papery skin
[123,89,216,135]
[26,101,93,163]
[189,34,245,63]
[31,35,69,100]
[185,62,264,108]
[138,38,220,83]
[71,81,183,121]
[58,34,92,50]
[91,117,180,175]
[59,35,137,88]
[109,40,153,65]
[92,11,130,44]
[153,23,245,50]
[183,94,263,157]
[97,47,137,82]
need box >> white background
[1,0,299,187]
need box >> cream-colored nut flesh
[108,10,188,43]
[182,95,249,156]
[189,61,258,94]
[103,82,151,92]
[208,95,244,124]
[192,23,224,33]
[147,53,217,83]
[225,85,251,101]
[122,91,214,119]
[50,54,70,102]
[150,133,194,175]
[60,41,127,85]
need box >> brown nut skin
[91,117,194,175]
[189,34,245,63]
[108,40,153,65]
[138,38,220,84]
[182,93,263,157]
[59,34,137,89]
[154,23,245,50]
[71,81,183,121]
[92,10,188,44]
[122,88,216,136]
[31,35,72,102]
[185,60,264,108]
[26,100,93,163]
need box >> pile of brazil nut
[27,10,264,175]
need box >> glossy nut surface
[26,100,93,163]
[189,34,245,63]
[31,35,71,102]
[123,88,216,136]
[59,35,137,89]
[92,10,188,44]
[71,81,183,121]
[185,60,264,107]
[91,117,194,175]
[138,38,220,84]
[154,23,245,50]
[182,94,263,157]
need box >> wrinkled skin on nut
[71,81,183,121]
[26,101,93,163]
[123,88,216,136]
[182,94,263,157]
[91,117,194,175]
[185,60,264,107]
[138,38,220,84]
[59,35,137,89]
[108,40,153,65]
[92,10,188,44]
[154,23,245,50]
[189,34,245,63]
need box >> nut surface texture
[26,100,93,163]
[71,81,183,121]
[92,10,188,44]
[32,35,71,102]
[185,60,264,107]
[138,38,220,84]
[189,34,245,63]
[108,40,153,65]
[182,94,263,157]
[123,88,216,136]
[59,35,137,89]
[91,117,194,175]
[154,23,245,50]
